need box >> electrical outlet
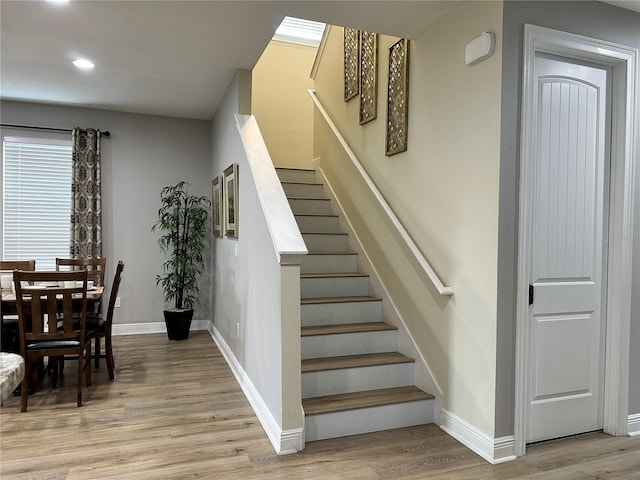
[236,322,240,338]
[115,296,121,308]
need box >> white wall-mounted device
[465,32,495,65]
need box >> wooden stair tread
[303,386,433,415]
[276,167,315,172]
[287,196,330,201]
[305,251,356,255]
[295,213,339,218]
[301,272,368,279]
[301,295,381,305]
[281,180,323,186]
[302,322,397,337]
[302,352,413,373]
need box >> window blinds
[2,137,72,270]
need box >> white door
[527,53,610,443]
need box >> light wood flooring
[1,331,638,479]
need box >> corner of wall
[440,409,516,464]
[210,325,304,454]
[237,69,253,115]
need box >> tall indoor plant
[152,181,211,340]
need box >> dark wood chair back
[0,260,36,271]
[88,261,124,380]
[104,261,124,330]
[56,258,107,286]
[1,260,36,352]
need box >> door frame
[515,24,637,456]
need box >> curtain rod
[0,123,111,137]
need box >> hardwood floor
[1,331,638,479]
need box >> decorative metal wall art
[385,38,410,156]
[211,174,223,237]
[343,27,360,101]
[359,31,378,125]
[223,163,238,238]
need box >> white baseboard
[628,413,640,436]
[209,325,304,455]
[112,319,212,336]
[440,409,516,464]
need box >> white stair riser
[302,233,348,252]
[302,362,415,397]
[301,254,358,274]
[305,399,435,441]
[288,198,332,215]
[296,215,340,233]
[276,169,317,183]
[301,300,382,326]
[301,330,398,359]
[282,182,324,198]
[301,275,369,298]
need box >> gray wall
[0,100,212,327]
[210,71,302,438]
[497,1,640,437]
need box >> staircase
[276,166,435,442]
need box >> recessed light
[72,58,95,70]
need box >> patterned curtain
[70,128,102,258]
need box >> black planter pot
[164,309,193,341]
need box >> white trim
[440,409,516,464]
[209,325,304,455]
[308,90,453,296]
[516,24,637,456]
[112,319,212,336]
[628,413,640,436]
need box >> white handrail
[308,90,453,296]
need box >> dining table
[1,285,104,316]
[1,284,104,352]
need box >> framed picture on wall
[359,31,378,125]
[223,163,238,238]
[386,38,410,156]
[344,27,360,101]
[211,174,224,237]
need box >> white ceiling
[1,1,637,120]
[0,0,463,120]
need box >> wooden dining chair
[14,270,92,412]
[55,258,107,287]
[86,261,124,379]
[56,257,107,318]
[1,260,36,353]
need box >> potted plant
[152,181,211,340]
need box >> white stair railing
[308,90,453,296]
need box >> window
[273,16,326,47]
[2,136,72,270]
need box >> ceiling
[1,1,638,121]
[0,0,463,120]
